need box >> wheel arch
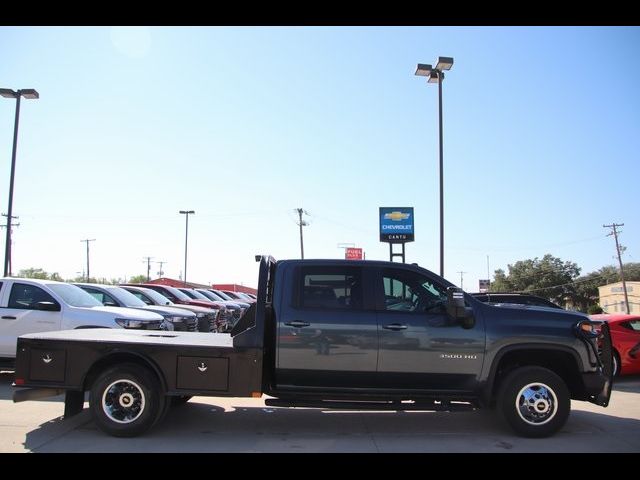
[82,351,167,394]
[483,344,585,405]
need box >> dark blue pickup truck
[12,256,613,438]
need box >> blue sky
[1,26,638,290]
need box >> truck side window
[8,283,56,309]
[299,267,362,310]
[131,291,152,305]
[82,288,117,306]
[382,269,447,313]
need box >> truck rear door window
[299,267,362,310]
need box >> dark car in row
[75,283,199,331]
[471,292,563,309]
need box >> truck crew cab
[12,256,613,438]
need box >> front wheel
[496,366,570,438]
[89,363,164,437]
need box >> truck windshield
[108,287,148,308]
[139,288,174,305]
[163,286,192,301]
[49,284,103,308]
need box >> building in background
[132,278,257,295]
[145,277,211,289]
[599,281,640,314]
[213,283,257,295]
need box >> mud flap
[594,322,613,407]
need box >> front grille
[207,312,218,332]
[186,318,198,332]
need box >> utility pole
[1,214,19,276]
[487,255,490,284]
[80,238,96,282]
[457,271,467,290]
[155,260,167,278]
[179,210,195,287]
[603,223,630,314]
[143,256,154,281]
[295,208,309,259]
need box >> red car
[590,314,640,376]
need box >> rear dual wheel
[90,363,165,437]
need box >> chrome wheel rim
[102,379,146,424]
[515,382,558,426]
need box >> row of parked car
[0,276,256,365]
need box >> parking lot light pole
[414,58,453,278]
[0,88,39,277]
[179,210,195,286]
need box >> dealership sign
[345,247,363,260]
[379,207,414,243]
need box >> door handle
[383,323,408,331]
[1,316,17,320]
[285,321,310,328]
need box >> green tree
[128,274,148,284]
[489,254,581,305]
[17,268,49,279]
[571,263,640,312]
[587,304,603,314]
[17,268,63,281]
[489,268,510,292]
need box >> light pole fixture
[415,57,453,278]
[179,210,195,286]
[1,88,39,277]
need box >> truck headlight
[115,318,146,329]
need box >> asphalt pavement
[1,370,639,452]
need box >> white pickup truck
[0,277,166,364]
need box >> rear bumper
[13,386,65,403]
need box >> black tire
[153,394,173,428]
[496,366,570,438]
[171,395,193,406]
[89,363,164,437]
[612,350,621,377]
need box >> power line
[520,272,619,294]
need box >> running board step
[264,398,476,411]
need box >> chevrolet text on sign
[379,207,415,243]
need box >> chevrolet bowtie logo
[384,211,410,221]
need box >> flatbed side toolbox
[176,356,229,391]
[28,347,67,382]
